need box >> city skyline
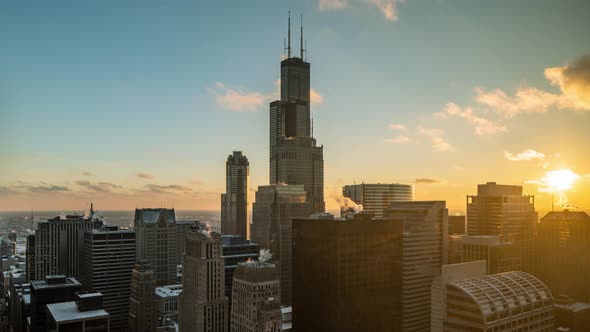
[2,1,590,214]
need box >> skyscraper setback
[269,14,324,213]
[221,151,250,239]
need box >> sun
[542,169,580,192]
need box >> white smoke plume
[258,249,272,263]
[330,191,363,212]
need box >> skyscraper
[180,228,228,332]
[230,261,281,332]
[221,151,250,239]
[29,275,83,332]
[221,235,259,310]
[342,183,414,217]
[269,15,324,213]
[448,235,522,274]
[128,260,156,332]
[81,226,136,332]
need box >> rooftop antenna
[30,209,34,228]
[300,14,304,59]
[305,40,307,61]
[287,11,291,58]
[311,111,314,138]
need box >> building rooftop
[134,208,175,224]
[554,301,590,312]
[31,275,81,290]
[47,301,109,323]
[155,284,183,298]
[234,261,279,283]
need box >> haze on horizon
[1,0,590,214]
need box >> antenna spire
[300,14,304,59]
[287,11,291,58]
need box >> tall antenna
[305,40,307,61]
[287,11,291,58]
[311,111,314,138]
[300,14,304,59]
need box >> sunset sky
[1,0,589,215]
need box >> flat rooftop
[47,301,109,323]
[155,285,183,298]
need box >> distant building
[221,235,259,307]
[31,208,103,280]
[128,260,156,332]
[25,234,35,282]
[444,271,554,331]
[536,210,590,302]
[29,275,83,332]
[448,235,521,274]
[221,151,250,239]
[251,184,311,305]
[342,183,414,218]
[155,284,182,327]
[0,236,16,256]
[12,282,31,332]
[430,261,487,332]
[467,182,537,272]
[180,229,228,332]
[8,269,27,332]
[81,226,136,332]
[554,296,590,332]
[46,291,110,332]
[230,261,281,332]
[448,215,465,234]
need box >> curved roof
[448,271,553,324]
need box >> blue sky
[2,0,590,213]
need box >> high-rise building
[467,182,537,272]
[81,226,136,332]
[29,275,83,332]
[444,271,554,331]
[25,234,35,282]
[448,215,466,235]
[31,208,103,280]
[342,183,414,218]
[134,208,197,286]
[269,16,324,214]
[431,261,487,332]
[535,210,590,302]
[155,284,182,327]
[448,235,522,274]
[222,235,259,308]
[251,184,311,305]
[221,151,250,239]
[46,291,110,332]
[180,229,228,332]
[554,296,590,332]
[128,260,156,332]
[230,261,281,332]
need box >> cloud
[415,178,445,184]
[310,88,324,105]
[28,184,70,193]
[544,54,590,110]
[137,172,155,179]
[75,181,121,193]
[318,0,349,11]
[213,82,267,112]
[388,123,407,131]
[437,102,507,135]
[417,126,453,152]
[384,135,409,144]
[366,0,400,21]
[504,149,545,161]
[82,171,93,177]
[144,184,192,194]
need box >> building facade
[221,151,250,239]
[222,235,259,309]
[155,284,182,327]
[29,275,83,332]
[128,260,156,332]
[46,291,110,332]
[342,183,414,218]
[448,235,522,274]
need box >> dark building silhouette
[29,275,83,332]
[448,215,466,234]
[221,151,250,239]
[554,296,590,332]
[128,260,156,332]
[448,235,521,274]
[535,210,590,302]
[222,235,259,308]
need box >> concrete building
[448,235,521,274]
[536,210,590,302]
[128,260,156,332]
[222,235,259,308]
[46,291,109,332]
[554,296,590,332]
[230,261,281,332]
[251,184,311,305]
[341,183,414,218]
[8,269,28,332]
[448,215,466,234]
[30,208,104,280]
[25,234,35,282]
[29,275,83,332]
[269,18,324,214]
[221,151,250,239]
[431,261,487,332]
[467,182,537,272]
[81,226,136,332]
[444,271,554,331]
[180,229,228,332]
[155,284,182,327]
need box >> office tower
[30,209,103,280]
[448,215,466,234]
[342,183,414,217]
[230,261,281,332]
[444,271,554,331]
[8,269,26,331]
[11,282,30,332]
[0,237,16,256]
[221,151,250,239]
[251,184,311,305]
[46,291,110,331]
[222,235,259,307]
[128,260,156,332]
[25,234,35,282]
[29,275,83,332]
[155,284,182,327]
[134,208,197,286]
[536,210,590,302]
[554,296,590,332]
[448,235,521,274]
[431,261,486,332]
[383,201,448,331]
[180,229,228,332]
[81,226,136,332]
[269,16,324,214]
[467,182,537,272]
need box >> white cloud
[366,0,400,21]
[504,149,545,161]
[310,88,324,105]
[388,123,407,131]
[213,82,267,112]
[318,0,349,11]
[437,102,507,135]
[384,135,409,144]
[417,126,452,152]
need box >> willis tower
[269,13,325,213]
